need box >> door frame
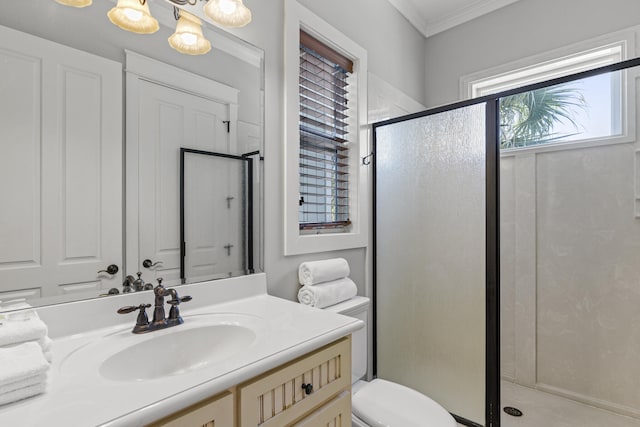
[124,50,239,277]
[179,148,255,283]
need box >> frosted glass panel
[183,152,247,282]
[375,103,486,423]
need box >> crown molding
[389,0,521,38]
[387,0,429,38]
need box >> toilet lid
[352,379,456,427]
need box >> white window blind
[298,30,353,231]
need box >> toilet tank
[324,296,369,383]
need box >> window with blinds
[298,30,354,231]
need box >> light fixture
[107,0,159,34]
[168,9,211,55]
[56,0,253,55]
[203,0,252,28]
[55,0,92,7]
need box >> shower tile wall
[500,142,640,419]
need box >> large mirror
[0,0,264,308]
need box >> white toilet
[325,297,457,427]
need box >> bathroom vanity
[151,337,351,426]
[0,274,361,426]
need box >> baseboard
[452,413,484,427]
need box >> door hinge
[224,244,233,256]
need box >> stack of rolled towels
[0,301,51,406]
[297,258,357,308]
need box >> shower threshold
[501,380,640,427]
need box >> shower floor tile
[501,380,640,427]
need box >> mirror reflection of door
[0,26,123,301]
[136,81,233,286]
[183,152,247,281]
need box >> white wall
[299,0,426,106]
[424,0,640,107]
[231,0,426,299]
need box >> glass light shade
[55,0,92,7]
[168,10,211,55]
[204,0,252,28]
[107,0,159,34]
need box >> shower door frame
[179,148,255,283]
[372,56,640,427]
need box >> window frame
[284,0,368,255]
[460,28,638,155]
[298,31,353,231]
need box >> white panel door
[184,153,245,282]
[136,81,231,285]
[0,26,122,301]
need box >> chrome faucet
[117,278,192,334]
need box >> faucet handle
[117,303,151,315]
[166,293,191,323]
[167,295,192,305]
[118,305,143,314]
[118,304,152,333]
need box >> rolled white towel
[297,278,358,308]
[0,342,49,385]
[298,258,350,286]
[0,382,47,406]
[0,310,47,347]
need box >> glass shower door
[375,102,489,425]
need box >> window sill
[285,231,367,256]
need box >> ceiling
[388,0,521,38]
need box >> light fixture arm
[167,0,199,6]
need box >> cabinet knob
[301,383,313,395]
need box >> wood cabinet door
[238,337,351,427]
[292,392,351,427]
[148,391,233,427]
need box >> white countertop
[0,274,363,426]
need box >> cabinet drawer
[239,336,351,427]
[292,391,351,427]
[147,390,233,427]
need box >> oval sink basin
[58,313,264,383]
[100,324,256,381]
